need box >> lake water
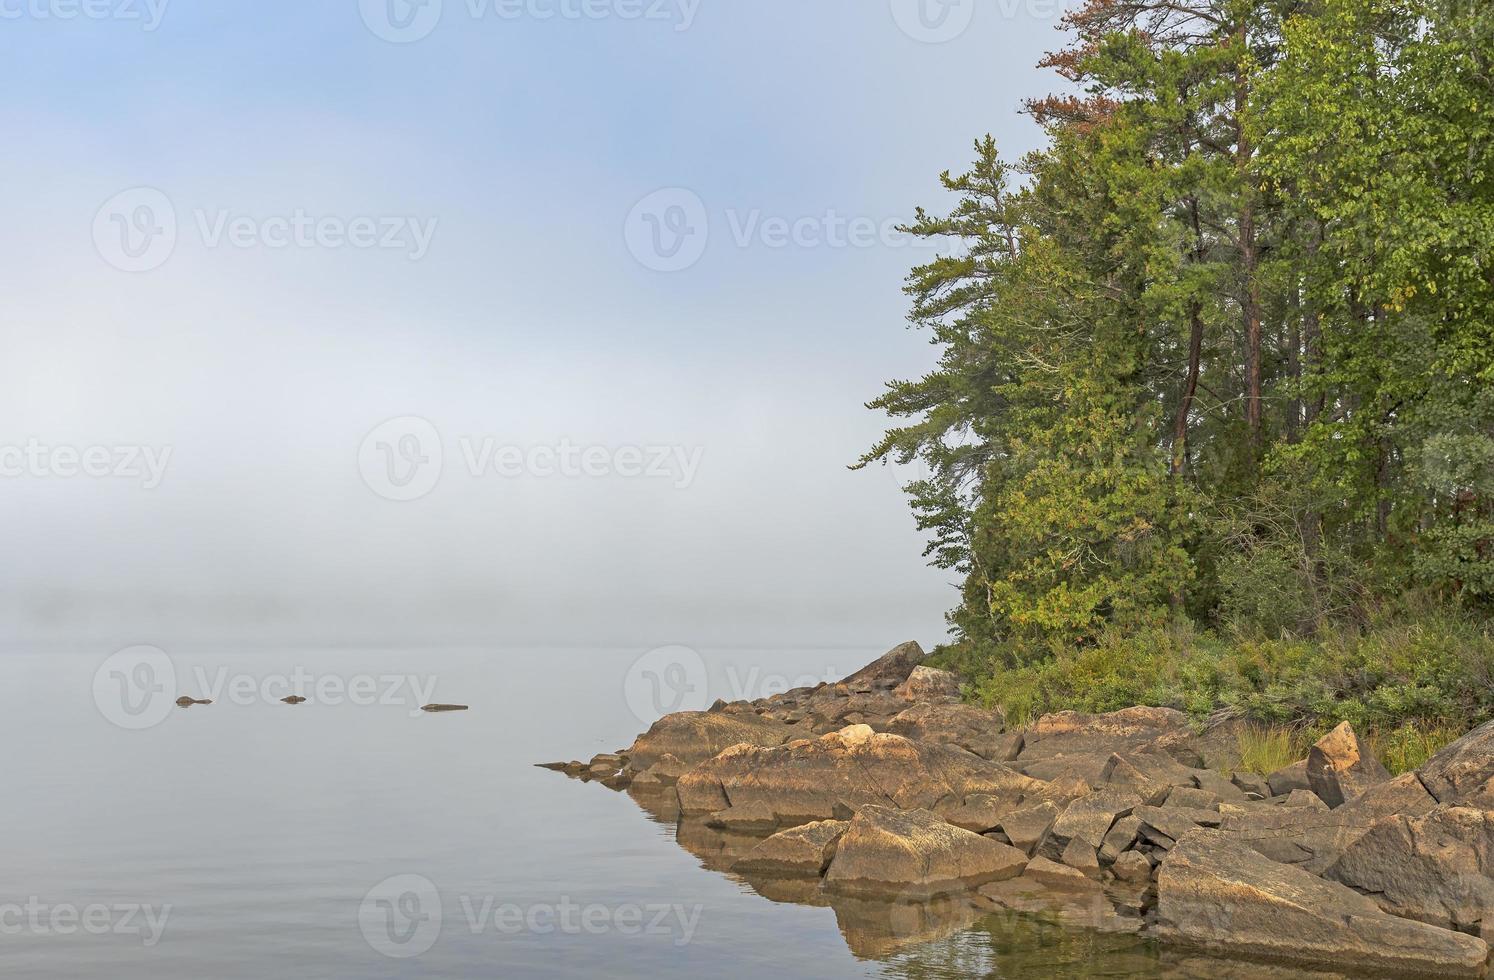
[2,645,1348,978]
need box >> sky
[0,0,1066,650]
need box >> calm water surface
[1,647,1348,978]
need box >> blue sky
[0,1,1066,648]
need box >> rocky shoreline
[543,642,1494,977]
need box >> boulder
[1156,828,1489,976]
[1306,721,1390,808]
[1190,769,1249,803]
[1059,837,1102,879]
[1113,849,1151,883]
[676,725,1046,830]
[1162,786,1221,810]
[1218,772,1438,874]
[628,753,692,790]
[893,665,961,701]
[1419,719,1494,809]
[1231,772,1270,798]
[822,805,1027,897]
[1019,754,1114,787]
[1280,789,1329,810]
[1267,760,1312,797]
[1099,815,1142,864]
[1040,789,1140,860]
[1135,806,1220,850]
[1099,753,1178,805]
[1017,710,1194,787]
[995,801,1061,856]
[884,702,1012,760]
[944,794,1024,834]
[624,710,797,771]
[840,641,927,688]
[1020,706,1192,763]
[732,819,850,877]
[1326,805,1494,933]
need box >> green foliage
[863,0,1494,685]
[967,613,1494,738]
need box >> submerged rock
[1156,828,1489,976]
[823,805,1027,898]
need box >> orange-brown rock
[822,805,1027,897]
[1156,828,1489,976]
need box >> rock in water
[420,704,469,712]
[1156,828,1489,976]
[823,805,1027,898]
[731,820,849,877]
[1306,721,1390,808]
[839,641,926,688]
[1326,804,1494,933]
[1419,718,1494,809]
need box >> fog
[0,1,1059,650]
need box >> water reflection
[621,782,1356,979]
